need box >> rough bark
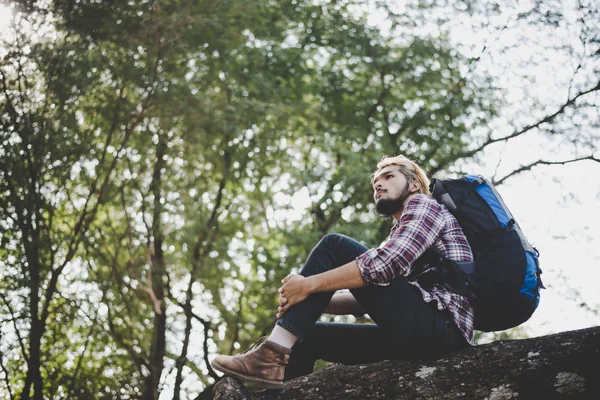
[142,135,168,400]
[212,326,600,399]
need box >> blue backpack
[421,175,544,332]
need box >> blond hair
[373,155,431,196]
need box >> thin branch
[100,245,137,316]
[0,292,29,364]
[174,277,197,399]
[493,155,600,186]
[105,301,147,373]
[0,69,24,134]
[41,80,155,328]
[15,46,33,136]
[365,69,389,123]
[228,296,244,356]
[466,22,510,76]
[169,297,219,380]
[460,80,600,159]
[68,316,97,397]
[165,351,207,383]
[567,62,583,100]
[0,332,15,400]
[41,20,165,328]
[139,267,163,316]
[192,154,231,263]
[121,248,157,312]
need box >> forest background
[0,0,598,399]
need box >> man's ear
[410,180,421,193]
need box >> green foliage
[1,0,597,399]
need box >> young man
[211,155,474,389]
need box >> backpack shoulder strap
[430,178,458,212]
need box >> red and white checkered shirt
[356,194,475,344]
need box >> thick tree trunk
[22,244,43,400]
[142,136,168,400]
[143,308,166,400]
[21,317,42,400]
[212,326,600,399]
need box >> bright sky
[494,163,600,336]
[0,4,15,61]
[0,4,12,31]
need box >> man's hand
[276,274,312,319]
[277,292,287,319]
[275,262,364,319]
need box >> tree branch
[492,155,600,185]
[139,261,163,316]
[460,80,600,159]
[41,77,156,331]
[165,351,208,384]
[68,318,96,397]
[105,300,147,374]
[169,297,219,381]
[0,292,29,364]
[0,331,15,400]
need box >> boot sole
[210,359,284,390]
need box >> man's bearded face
[375,179,411,216]
[372,166,414,217]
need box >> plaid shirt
[356,194,475,344]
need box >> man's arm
[307,260,365,292]
[356,195,446,285]
[276,260,365,318]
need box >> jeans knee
[320,233,345,249]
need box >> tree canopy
[0,0,598,399]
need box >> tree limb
[493,155,600,185]
[139,267,163,316]
[0,330,15,400]
[460,80,600,159]
[165,350,207,384]
[105,299,148,374]
[0,292,29,364]
[169,297,219,381]
[68,318,96,397]
[214,326,600,399]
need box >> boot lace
[239,336,267,355]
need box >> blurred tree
[0,0,597,399]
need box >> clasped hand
[276,274,311,319]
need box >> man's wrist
[305,275,319,294]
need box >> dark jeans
[276,233,470,381]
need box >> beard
[375,181,411,217]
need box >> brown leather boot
[211,336,291,389]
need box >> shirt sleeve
[355,194,446,286]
